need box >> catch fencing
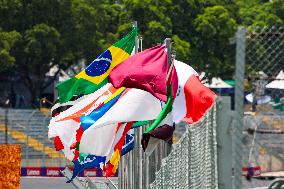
[234,26,284,189]
[119,104,218,189]
[150,105,218,189]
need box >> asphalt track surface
[20,177,277,189]
[21,177,118,189]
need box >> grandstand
[0,108,69,167]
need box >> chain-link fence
[150,104,217,189]
[234,26,284,189]
[118,104,218,189]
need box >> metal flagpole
[118,21,139,189]
[123,21,139,189]
[135,24,144,189]
[163,38,172,159]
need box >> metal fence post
[118,158,123,189]
[217,97,233,189]
[234,26,246,189]
[128,149,133,189]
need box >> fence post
[217,97,233,189]
[234,26,246,189]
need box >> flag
[121,128,134,156]
[173,60,216,124]
[108,44,177,135]
[80,88,125,131]
[69,122,133,181]
[104,122,133,177]
[57,27,137,103]
[144,55,175,134]
[141,113,174,152]
[142,59,216,152]
[79,88,163,154]
[51,95,86,117]
[50,83,121,124]
[48,83,125,160]
[50,119,79,160]
[67,155,106,183]
[109,45,178,102]
[52,122,134,182]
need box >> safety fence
[150,104,217,189]
[234,26,284,189]
[118,104,218,189]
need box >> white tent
[205,77,233,88]
[276,70,284,80]
[266,70,284,89]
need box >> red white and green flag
[172,60,216,124]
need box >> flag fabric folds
[109,45,178,102]
[48,24,217,181]
[68,124,135,182]
[57,27,137,103]
[141,113,175,152]
[48,83,125,160]
[121,128,135,156]
[79,88,163,155]
[108,44,178,135]
[104,122,133,177]
[173,60,216,124]
[67,155,106,183]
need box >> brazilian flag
[57,27,138,103]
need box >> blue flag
[68,127,134,182]
[67,155,106,183]
[80,91,124,131]
[121,128,134,156]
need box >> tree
[0,30,21,72]
[13,24,60,101]
[0,0,283,106]
[193,5,237,78]
[237,0,283,27]
[0,0,111,104]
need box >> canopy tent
[204,77,233,89]
[276,70,284,80]
[266,70,284,89]
[224,80,235,87]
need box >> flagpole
[164,38,172,158]
[133,21,140,189]
[143,36,149,188]
[165,38,171,67]
[134,21,144,189]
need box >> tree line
[0,0,283,103]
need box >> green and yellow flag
[57,27,138,103]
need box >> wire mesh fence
[234,26,284,189]
[118,104,218,189]
[150,104,217,189]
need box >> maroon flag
[109,45,178,102]
[141,124,175,152]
